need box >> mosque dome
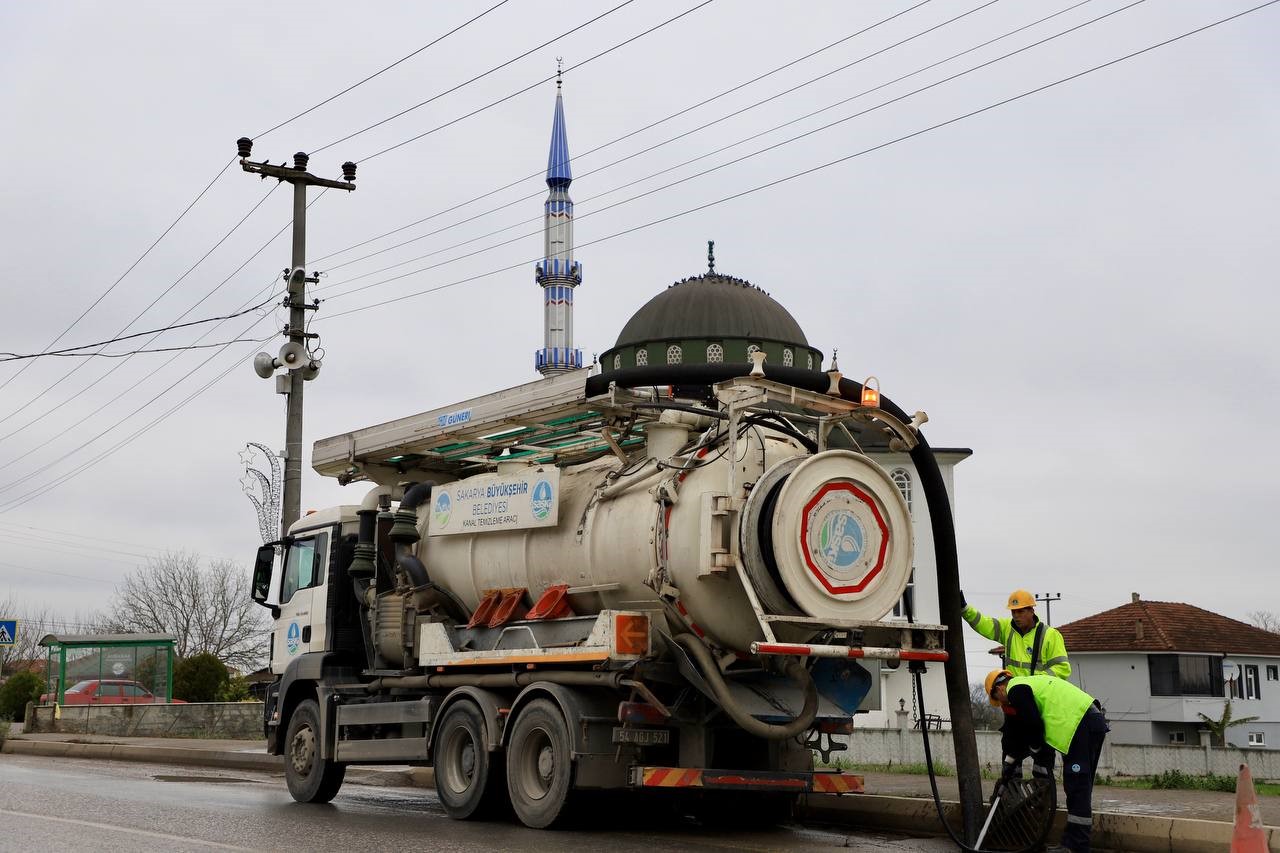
[601,268,822,372]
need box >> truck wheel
[506,698,576,829]
[284,698,345,803]
[434,700,506,820]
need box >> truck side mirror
[251,543,276,608]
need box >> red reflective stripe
[754,643,811,655]
[703,774,808,789]
[898,649,949,661]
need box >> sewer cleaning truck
[249,363,950,828]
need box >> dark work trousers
[1060,706,1110,852]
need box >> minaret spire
[535,66,582,376]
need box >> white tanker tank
[416,415,915,655]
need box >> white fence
[840,728,1280,781]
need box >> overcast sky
[1,1,1276,676]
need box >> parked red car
[38,679,186,705]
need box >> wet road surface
[0,754,953,851]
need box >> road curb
[2,737,438,788]
[798,792,1280,853]
[3,738,281,773]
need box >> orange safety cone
[1231,763,1268,853]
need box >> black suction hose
[673,633,817,740]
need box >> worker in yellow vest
[962,589,1071,679]
[987,670,1110,853]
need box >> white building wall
[1070,651,1280,748]
[857,451,964,729]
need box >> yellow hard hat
[985,669,1013,706]
[1007,589,1035,610]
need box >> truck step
[335,737,430,763]
[336,699,433,726]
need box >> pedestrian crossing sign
[0,620,16,646]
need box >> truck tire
[433,700,506,820]
[284,698,345,803]
[506,698,576,829]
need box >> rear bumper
[629,766,863,794]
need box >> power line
[0,340,262,361]
[1,5,501,430]
[0,158,237,395]
[315,0,1041,290]
[322,0,1274,321]
[0,1,504,398]
[0,520,168,553]
[0,559,119,587]
[1,2,1270,511]
[0,534,151,566]
[356,0,721,164]
[0,332,274,514]
[0,311,277,499]
[0,298,276,361]
[0,191,330,479]
[311,0,641,156]
[321,0,1145,303]
[252,0,514,139]
[309,0,937,268]
[0,182,280,431]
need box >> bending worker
[962,589,1070,679]
[987,670,1110,853]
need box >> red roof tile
[1058,597,1280,657]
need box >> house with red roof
[1058,593,1280,747]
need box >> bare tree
[1247,610,1280,634]
[97,552,269,670]
[0,598,58,679]
[969,683,1005,730]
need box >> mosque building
[528,79,968,728]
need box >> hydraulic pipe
[366,669,628,692]
[673,633,817,740]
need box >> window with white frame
[891,568,915,619]
[1243,664,1261,699]
[807,353,814,370]
[666,345,682,365]
[891,468,913,515]
[1248,731,1265,747]
[706,343,723,363]
[635,348,648,366]
[1266,664,1278,682]
[782,348,793,367]
[1168,731,1186,745]
[613,354,621,371]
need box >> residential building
[1059,593,1280,747]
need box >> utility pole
[1036,592,1062,626]
[237,138,356,540]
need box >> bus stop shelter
[39,633,176,703]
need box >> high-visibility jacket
[1006,674,1096,754]
[961,605,1071,679]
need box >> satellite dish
[253,352,277,379]
[278,341,307,368]
[1222,658,1238,681]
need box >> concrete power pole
[1035,592,1062,626]
[237,138,356,540]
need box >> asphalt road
[0,755,954,852]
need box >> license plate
[612,727,670,746]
